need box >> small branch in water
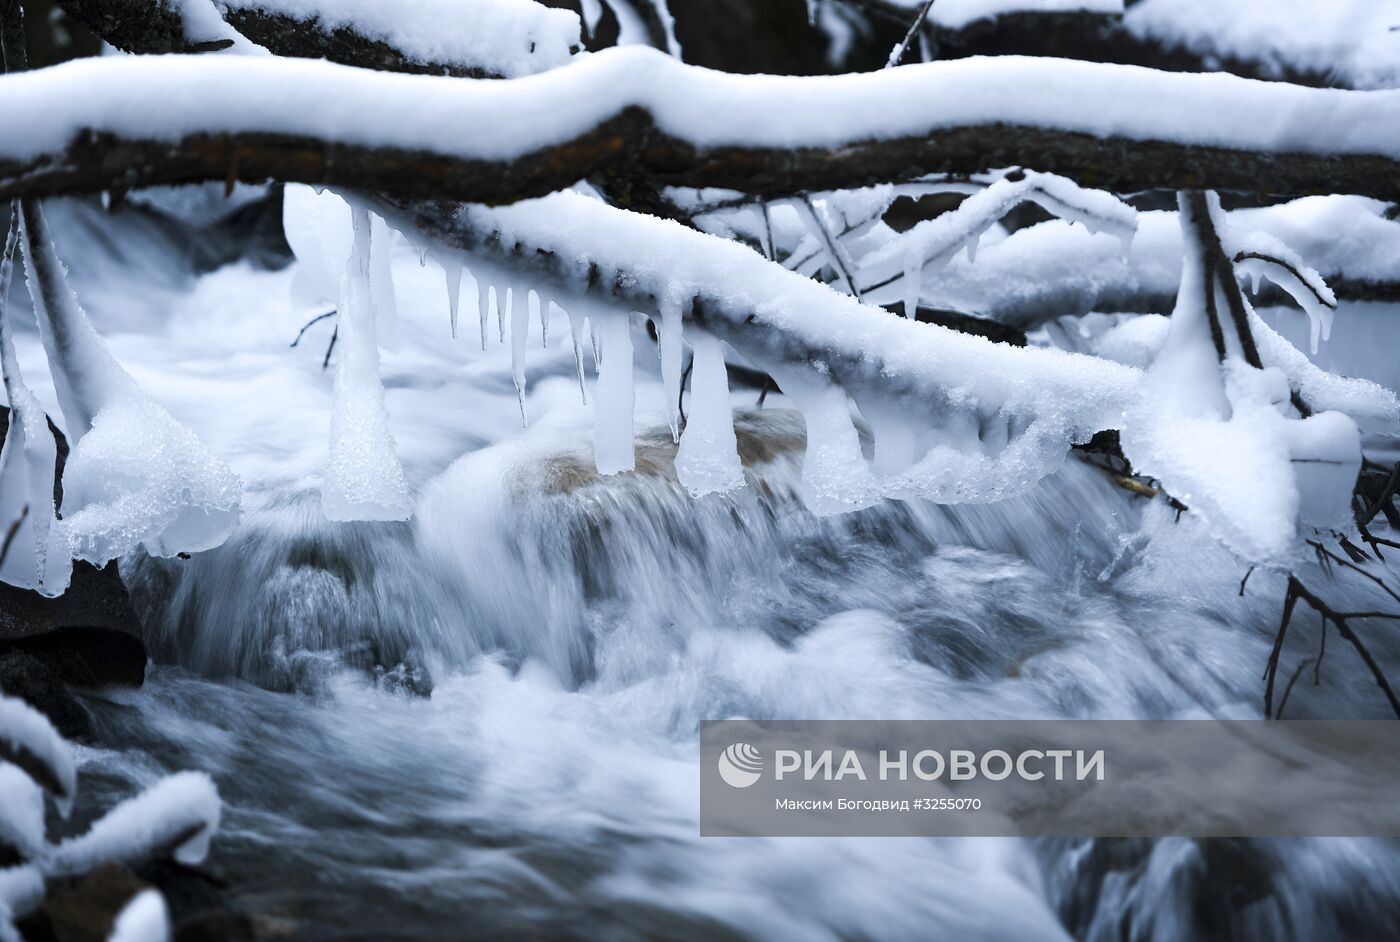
[1274,655,1317,719]
[290,308,336,347]
[1239,566,1254,597]
[322,326,338,370]
[1265,573,1400,719]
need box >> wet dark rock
[17,862,253,942]
[133,861,255,942]
[0,652,90,739]
[28,862,150,942]
[0,406,146,689]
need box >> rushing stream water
[11,198,1400,939]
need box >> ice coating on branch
[858,171,1138,302]
[0,211,69,597]
[107,890,171,942]
[1120,196,1363,563]
[19,203,240,565]
[322,206,412,522]
[0,764,46,862]
[674,333,743,497]
[765,362,880,516]
[441,189,1138,507]
[218,0,582,77]
[48,771,221,876]
[0,866,43,942]
[658,295,684,441]
[592,313,635,475]
[1229,230,1336,354]
[0,694,75,815]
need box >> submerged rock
[0,406,146,689]
[0,652,90,739]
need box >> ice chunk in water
[20,202,240,564]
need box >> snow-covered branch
[3,49,1400,207]
[54,0,581,77]
[376,188,1138,508]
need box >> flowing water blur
[10,198,1400,939]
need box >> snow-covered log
[919,196,1400,329]
[0,694,76,813]
[3,50,1400,206]
[378,188,1139,505]
[53,0,581,77]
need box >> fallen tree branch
[3,50,1400,207]
[55,0,580,77]
[1265,573,1400,719]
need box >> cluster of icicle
[0,201,241,598]
[0,693,221,942]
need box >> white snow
[0,694,76,815]
[857,170,1137,304]
[919,0,1123,30]
[3,49,1400,169]
[0,764,46,863]
[217,0,582,76]
[0,866,42,942]
[107,890,171,942]
[1125,0,1400,90]
[321,206,412,521]
[48,771,221,876]
[1120,195,1365,564]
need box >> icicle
[590,322,603,373]
[369,214,400,350]
[0,208,69,597]
[658,295,686,442]
[442,256,463,339]
[497,285,508,344]
[764,361,880,515]
[322,206,412,522]
[563,303,589,403]
[902,247,921,318]
[540,296,553,349]
[475,275,491,351]
[511,287,531,426]
[418,248,428,267]
[854,390,919,479]
[593,314,635,475]
[675,334,744,497]
[18,201,240,563]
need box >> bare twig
[1265,574,1400,719]
[885,0,938,68]
[290,309,337,348]
[322,326,338,370]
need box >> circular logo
[718,743,763,788]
